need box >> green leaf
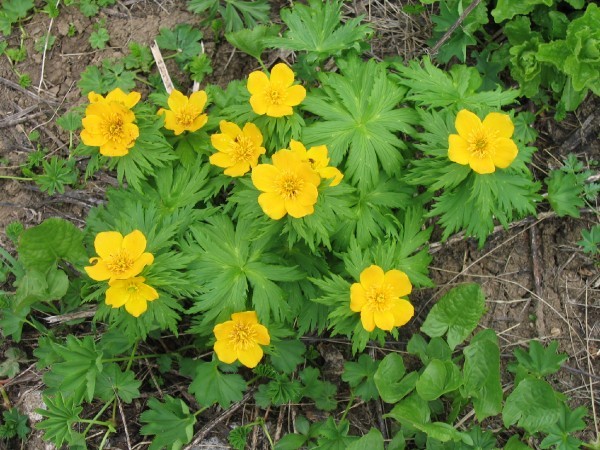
[0,0,34,35]
[578,225,600,255]
[255,375,302,408]
[78,60,137,95]
[346,428,384,450]
[124,42,154,72]
[140,396,196,450]
[462,329,503,420]
[385,392,431,426]
[37,394,83,448]
[420,284,486,350]
[189,360,247,408]
[18,218,87,270]
[275,433,308,450]
[156,24,203,65]
[503,378,562,434]
[314,417,358,450]
[0,407,30,440]
[415,359,462,401]
[546,170,585,218]
[540,404,587,450]
[95,363,141,403]
[512,340,568,378]
[34,157,78,195]
[505,436,533,449]
[342,354,380,402]
[89,28,110,49]
[0,347,25,378]
[56,111,82,132]
[264,0,372,62]
[269,339,306,374]
[185,53,213,83]
[492,0,554,23]
[300,367,337,411]
[374,353,418,403]
[303,58,416,190]
[225,24,281,60]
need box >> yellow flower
[84,230,154,282]
[158,89,208,135]
[289,140,343,187]
[105,276,158,317]
[350,265,414,332]
[213,311,271,368]
[80,88,141,157]
[448,109,519,174]
[209,121,266,176]
[247,63,306,117]
[251,149,321,220]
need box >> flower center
[365,285,394,312]
[176,108,196,126]
[106,251,134,275]
[104,113,124,140]
[232,136,255,163]
[230,322,256,350]
[127,281,139,294]
[266,85,284,105]
[468,128,497,158]
[276,171,304,200]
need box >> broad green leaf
[546,171,585,218]
[512,340,568,378]
[37,394,84,448]
[503,378,562,433]
[189,360,246,408]
[155,24,203,65]
[140,396,196,450]
[0,407,30,440]
[18,218,87,270]
[462,329,503,420]
[492,0,554,22]
[225,24,280,60]
[255,375,302,408]
[0,347,25,378]
[95,363,141,403]
[269,339,306,374]
[385,392,431,425]
[505,435,533,449]
[300,367,337,411]
[274,433,308,450]
[421,284,486,350]
[346,428,384,450]
[374,353,418,403]
[540,404,587,450]
[342,354,380,402]
[314,417,357,450]
[415,359,462,401]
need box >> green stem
[80,419,114,428]
[257,57,268,73]
[83,401,113,436]
[125,341,139,372]
[261,420,275,449]
[98,428,112,450]
[103,352,164,363]
[134,75,152,87]
[194,406,209,417]
[0,175,32,181]
[0,385,11,409]
[339,391,356,423]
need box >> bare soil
[0,1,598,449]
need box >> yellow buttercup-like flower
[289,140,343,187]
[350,265,414,332]
[158,89,208,135]
[80,88,141,157]
[213,311,271,368]
[209,120,266,176]
[84,230,154,282]
[247,63,306,117]
[448,109,518,174]
[105,276,159,317]
[251,149,321,220]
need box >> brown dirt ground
[0,0,598,449]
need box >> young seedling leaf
[140,396,196,450]
[374,353,418,403]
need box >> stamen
[276,172,304,200]
[176,109,195,126]
[232,136,254,163]
[230,322,257,350]
[266,85,284,105]
[365,284,394,312]
[106,251,134,275]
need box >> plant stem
[0,175,32,181]
[0,385,11,409]
[103,353,164,363]
[339,391,356,423]
[83,401,113,436]
[125,341,139,372]
[261,420,275,449]
[194,406,209,417]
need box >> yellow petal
[81,115,103,134]
[383,270,412,298]
[455,109,482,138]
[306,146,329,167]
[483,112,514,139]
[469,156,496,174]
[214,340,237,364]
[491,137,518,168]
[360,310,375,332]
[231,310,258,324]
[295,183,319,207]
[285,198,315,218]
[237,343,264,368]
[249,94,268,115]
[270,63,295,87]
[162,110,179,131]
[188,90,207,112]
[391,299,415,327]
[373,311,395,331]
[94,231,124,259]
[247,71,270,94]
[252,164,280,192]
[242,123,263,145]
[448,134,470,165]
[99,140,130,157]
[80,129,108,147]
[88,92,104,103]
[125,296,148,317]
[213,321,235,341]
[220,120,242,138]
[105,282,129,308]
[297,163,322,187]
[284,84,306,106]
[360,265,385,289]
[123,91,141,109]
[266,104,293,117]
[253,324,271,345]
[122,230,147,260]
[319,166,343,186]
[188,114,208,132]
[258,192,287,220]
[120,252,154,279]
[272,149,299,169]
[350,283,366,312]
[210,152,236,168]
[167,90,187,112]
[138,283,159,302]
[85,101,112,118]
[289,140,308,158]
[84,259,112,281]
[211,133,235,153]
[223,162,251,177]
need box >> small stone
[551,327,561,337]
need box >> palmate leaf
[188,0,270,33]
[300,367,337,411]
[95,363,141,403]
[264,0,372,62]
[342,354,380,402]
[503,378,562,434]
[302,58,417,191]
[512,340,567,378]
[156,24,203,65]
[37,394,83,448]
[189,360,247,408]
[540,404,587,450]
[140,396,196,450]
